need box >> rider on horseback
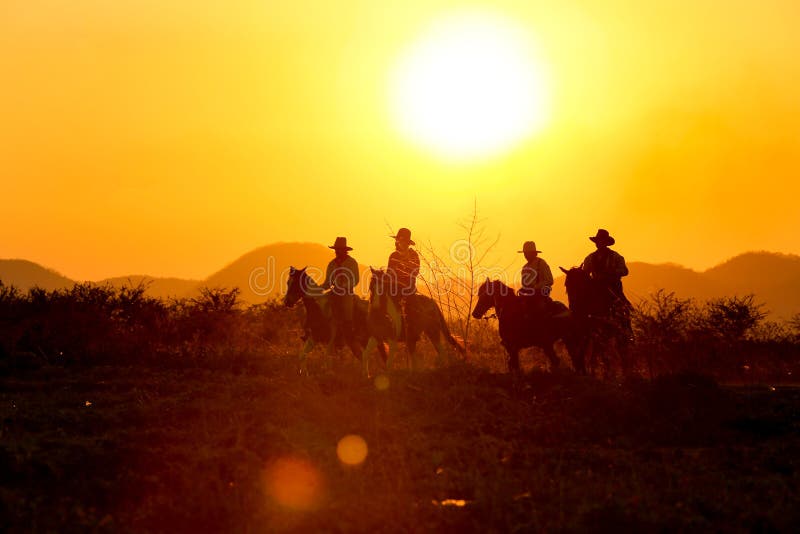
[387,228,420,340]
[321,236,362,356]
[518,241,554,320]
[582,229,629,305]
[387,228,420,297]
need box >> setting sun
[389,11,551,161]
[2,2,800,531]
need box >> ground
[1,352,799,532]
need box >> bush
[0,281,300,371]
[703,295,766,342]
[632,290,699,376]
[631,290,797,382]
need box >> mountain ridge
[2,247,798,319]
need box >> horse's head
[284,266,319,307]
[472,278,513,319]
[367,267,391,311]
[559,266,591,309]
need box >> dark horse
[559,266,632,378]
[472,278,584,374]
[284,266,385,374]
[361,268,465,376]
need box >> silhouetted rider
[582,229,629,304]
[387,228,420,298]
[387,227,420,340]
[518,241,554,318]
[321,236,361,356]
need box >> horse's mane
[480,278,517,298]
[299,270,321,290]
[288,266,322,289]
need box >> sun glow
[390,11,551,161]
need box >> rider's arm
[539,260,554,288]
[613,253,629,277]
[321,262,333,290]
[582,254,594,274]
[349,257,360,287]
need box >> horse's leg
[325,321,339,369]
[361,337,378,377]
[506,347,521,373]
[420,328,443,368]
[564,333,585,375]
[387,339,398,371]
[544,343,560,372]
[408,336,420,371]
[325,337,337,370]
[432,338,447,368]
[376,340,388,366]
[574,342,587,375]
[585,336,596,377]
[298,338,314,375]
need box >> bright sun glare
[390,11,551,161]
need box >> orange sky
[2,0,799,280]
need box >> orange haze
[2,1,799,280]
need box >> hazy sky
[2,0,799,280]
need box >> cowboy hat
[518,241,542,254]
[389,227,415,245]
[589,229,615,246]
[328,236,353,251]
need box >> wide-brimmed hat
[518,241,542,254]
[390,227,415,245]
[329,236,353,251]
[589,229,615,246]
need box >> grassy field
[2,349,799,533]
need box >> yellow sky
[2,0,799,280]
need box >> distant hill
[551,251,800,320]
[2,248,798,319]
[0,260,198,300]
[203,242,369,303]
[702,252,800,319]
[0,259,74,291]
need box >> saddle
[522,297,569,324]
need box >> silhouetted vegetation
[0,280,297,374]
[631,290,798,382]
[1,279,798,382]
[1,279,799,531]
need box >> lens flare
[264,456,324,511]
[374,374,390,391]
[337,435,369,466]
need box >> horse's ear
[559,266,569,274]
[289,266,296,275]
[485,276,490,283]
[370,266,376,274]
[300,266,307,273]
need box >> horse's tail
[437,306,467,357]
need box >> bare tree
[416,200,501,354]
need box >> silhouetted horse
[283,266,385,374]
[472,278,583,373]
[361,268,465,376]
[559,266,632,378]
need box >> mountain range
[1,246,798,320]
